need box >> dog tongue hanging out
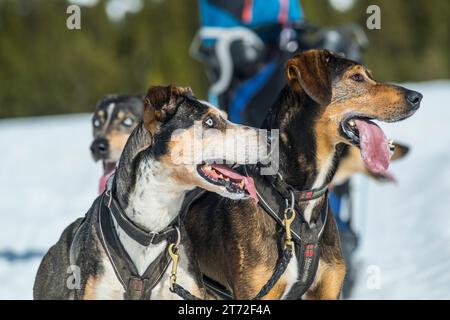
[99,162,116,193]
[283,50,422,178]
[352,119,391,173]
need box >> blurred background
[0,0,449,299]
[0,0,448,118]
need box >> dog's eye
[122,117,134,127]
[351,73,365,82]
[93,118,101,128]
[204,117,215,127]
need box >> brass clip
[168,243,180,291]
[283,208,296,251]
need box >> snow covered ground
[0,81,449,299]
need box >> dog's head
[91,95,143,165]
[140,85,265,201]
[91,95,143,193]
[285,49,422,174]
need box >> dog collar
[266,172,328,203]
[104,190,178,247]
[250,165,329,206]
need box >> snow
[0,81,449,299]
[0,114,98,299]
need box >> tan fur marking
[83,276,98,300]
[117,111,125,120]
[305,259,345,300]
[248,265,286,300]
[262,280,287,300]
[333,147,367,184]
[106,130,130,158]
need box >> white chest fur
[120,161,187,274]
[95,160,199,299]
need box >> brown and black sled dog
[186,49,422,300]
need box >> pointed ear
[143,85,192,134]
[286,49,332,106]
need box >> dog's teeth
[204,165,212,171]
[218,174,224,179]
[239,180,245,189]
[224,177,230,181]
[349,120,356,127]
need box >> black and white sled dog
[33,85,264,300]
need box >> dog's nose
[406,90,423,109]
[90,138,109,157]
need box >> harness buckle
[283,208,296,251]
[168,243,180,291]
[105,189,113,208]
[149,232,156,244]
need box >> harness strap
[200,189,327,300]
[166,189,206,300]
[252,247,293,300]
[286,238,321,299]
[105,190,178,247]
[263,171,329,203]
[246,165,328,244]
[97,189,206,300]
[97,194,174,300]
[243,165,328,299]
[171,284,202,300]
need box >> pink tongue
[210,164,258,203]
[354,119,390,174]
[98,164,116,194]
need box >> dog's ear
[286,49,332,106]
[143,85,192,133]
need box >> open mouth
[196,163,258,202]
[341,117,394,174]
[99,161,116,193]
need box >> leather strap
[97,194,175,300]
[104,190,178,247]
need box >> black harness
[250,166,328,299]
[70,169,327,300]
[203,165,329,300]
[70,189,205,300]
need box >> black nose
[406,90,422,109]
[90,138,109,158]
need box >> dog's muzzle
[90,137,109,161]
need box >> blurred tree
[302,0,450,82]
[0,0,207,118]
[0,0,448,118]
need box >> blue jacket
[199,0,303,29]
